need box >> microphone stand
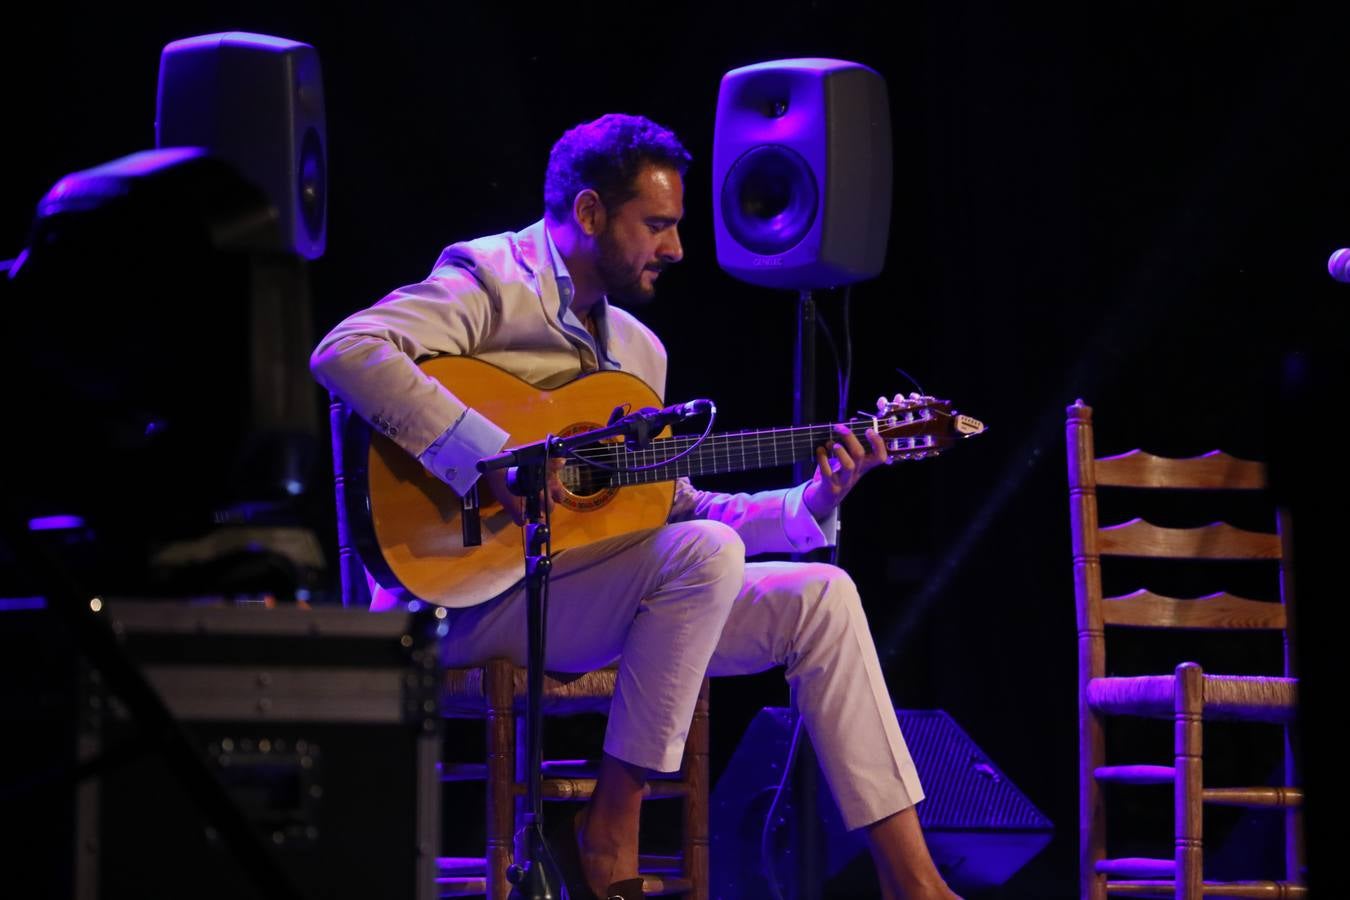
[791,288,824,900]
[477,412,682,900]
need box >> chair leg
[487,658,515,900]
[1285,724,1304,886]
[682,677,711,900]
[1082,710,1107,900]
[1175,664,1204,900]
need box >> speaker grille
[897,710,1052,832]
[710,706,1052,893]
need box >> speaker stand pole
[792,288,824,900]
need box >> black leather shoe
[542,810,645,900]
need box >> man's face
[594,164,685,305]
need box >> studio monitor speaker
[713,58,891,290]
[156,31,327,260]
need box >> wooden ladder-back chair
[328,395,709,899]
[1065,400,1303,900]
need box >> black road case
[73,600,442,900]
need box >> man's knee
[663,519,746,597]
[803,563,864,629]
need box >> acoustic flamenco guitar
[337,356,986,607]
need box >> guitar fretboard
[562,418,932,491]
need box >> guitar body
[343,355,985,608]
[358,356,675,607]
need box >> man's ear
[573,189,605,237]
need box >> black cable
[841,286,853,427]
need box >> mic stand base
[506,815,560,900]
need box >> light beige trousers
[439,518,925,830]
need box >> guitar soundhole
[555,421,620,512]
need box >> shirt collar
[543,221,620,368]
[543,220,572,287]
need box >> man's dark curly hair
[544,114,691,223]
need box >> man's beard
[596,228,659,306]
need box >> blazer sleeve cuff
[782,481,838,551]
[417,407,510,496]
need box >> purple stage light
[27,514,86,531]
[0,596,46,611]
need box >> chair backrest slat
[1065,399,1292,647]
[1099,519,1283,560]
[1095,448,1268,490]
[1102,589,1287,630]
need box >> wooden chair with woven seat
[439,661,709,899]
[1065,399,1303,900]
[328,395,710,899]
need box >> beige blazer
[311,219,667,460]
[312,219,833,560]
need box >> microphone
[479,399,715,481]
[639,398,715,428]
[619,398,714,452]
[1328,248,1350,283]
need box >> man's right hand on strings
[483,457,566,525]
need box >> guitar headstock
[868,393,986,461]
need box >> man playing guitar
[312,114,962,900]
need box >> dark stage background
[3,2,1348,898]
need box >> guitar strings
[565,433,938,474]
[557,416,951,490]
[563,416,942,464]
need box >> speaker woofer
[720,145,818,256]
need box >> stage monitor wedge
[711,707,1052,894]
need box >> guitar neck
[569,421,872,487]
[360,355,981,608]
